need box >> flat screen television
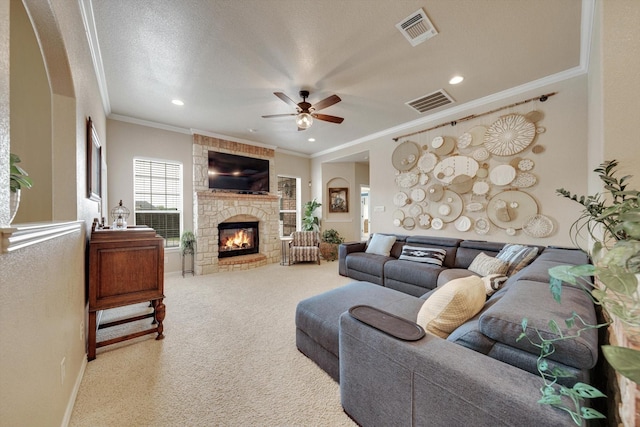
[208,151,270,193]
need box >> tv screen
[208,151,270,193]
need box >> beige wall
[313,76,589,247]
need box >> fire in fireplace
[218,221,259,258]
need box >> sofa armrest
[338,241,366,276]
[339,313,576,427]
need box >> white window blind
[134,159,182,247]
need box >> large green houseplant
[521,160,640,424]
[302,199,321,231]
[319,229,344,261]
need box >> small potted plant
[320,229,344,261]
[9,153,33,223]
[180,231,197,255]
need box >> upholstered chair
[289,231,321,265]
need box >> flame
[223,229,252,249]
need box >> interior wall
[312,76,589,247]
[321,162,357,241]
[274,150,311,206]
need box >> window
[134,158,182,248]
[278,176,299,236]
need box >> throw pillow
[416,276,486,338]
[365,234,397,256]
[398,246,446,265]
[481,274,509,296]
[496,244,539,276]
[468,252,509,276]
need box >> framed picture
[329,187,348,213]
[87,117,102,201]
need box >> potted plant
[9,153,33,223]
[320,229,345,261]
[302,199,321,231]
[521,160,639,424]
[180,231,197,255]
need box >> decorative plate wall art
[522,214,554,238]
[430,136,455,156]
[472,147,490,161]
[418,213,432,228]
[433,156,479,184]
[454,216,472,232]
[489,164,517,186]
[512,172,537,188]
[517,158,534,171]
[468,125,487,146]
[486,190,538,230]
[392,141,421,171]
[428,190,463,223]
[417,152,438,173]
[411,188,426,202]
[457,132,472,149]
[484,114,536,156]
[396,171,419,188]
[393,192,408,207]
[474,217,490,234]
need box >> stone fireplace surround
[193,134,280,275]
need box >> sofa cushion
[398,246,446,265]
[479,280,598,370]
[496,244,539,276]
[468,252,509,276]
[481,274,509,296]
[366,233,397,256]
[416,276,486,338]
[454,240,505,268]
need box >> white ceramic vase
[9,189,20,223]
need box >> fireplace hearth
[218,221,259,258]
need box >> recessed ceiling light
[308,138,316,142]
[449,75,464,85]
[171,99,184,106]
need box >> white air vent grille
[396,8,438,47]
[406,89,454,114]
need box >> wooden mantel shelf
[0,220,84,253]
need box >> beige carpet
[69,261,356,427]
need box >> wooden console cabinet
[88,226,165,360]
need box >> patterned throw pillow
[481,274,509,296]
[468,252,509,276]
[416,276,486,338]
[365,234,397,256]
[496,244,539,276]
[398,246,446,265]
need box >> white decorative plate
[522,214,554,238]
[418,213,432,228]
[419,173,429,185]
[431,217,444,230]
[472,147,490,161]
[393,218,402,227]
[474,218,490,234]
[396,171,419,188]
[393,192,408,207]
[457,133,472,149]
[512,172,537,188]
[411,188,426,202]
[525,110,544,123]
[409,203,422,217]
[472,181,490,196]
[505,227,517,236]
[393,209,405,221]
[484,114,536,156]
[431,136,455,155]
[468,125,487,146]
[417,152,438,173]
[391,141,421,171]
[489,164,516,186]
[403,217,416,230]
[454,216,472,232]
[518,158,534,171]
[466,202,485,212]
[432,156,479,184]
[432,136,444,148]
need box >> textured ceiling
[87,0,584,156]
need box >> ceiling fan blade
[312,94,341,111]
[273,92,299,108]
[261,113,296,118]
[313,113,344,124]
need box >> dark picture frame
[329,187,348,213]
[87,117,102,201]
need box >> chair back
[291,231,319,246]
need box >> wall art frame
[329,187,348,213]
[87,116,102,202]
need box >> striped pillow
[399,245,446,266]
[496,244,539,276]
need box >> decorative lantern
[110,200,130,230]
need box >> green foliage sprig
[321,229,344,245]
[10,154,33,193]
[302,199,321,231]
[517,313,608,424]
[180,231,196,255]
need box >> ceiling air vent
[396,8,438,47]
[406,89,454,114]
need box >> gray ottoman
[295,281,425,382]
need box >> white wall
[313,76,590,247]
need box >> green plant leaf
[549,265,578,285]
[548,319,561,335]
[596,266,638,296]
[572,382,607,398]
[538,394,562,406]
[581,407,606,420]
[602,345,640,384]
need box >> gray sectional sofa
[296,234,599,426]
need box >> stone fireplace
[192,134,280,274]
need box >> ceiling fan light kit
[262,90,344,131]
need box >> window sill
[1,220,84,253]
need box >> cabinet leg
[88,311,97,361]
[153,299,166,340]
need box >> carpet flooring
[69,261,356,427]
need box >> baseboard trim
[60,355,88,427]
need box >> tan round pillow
[416,276,486,338]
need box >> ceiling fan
[262,90,344,131]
